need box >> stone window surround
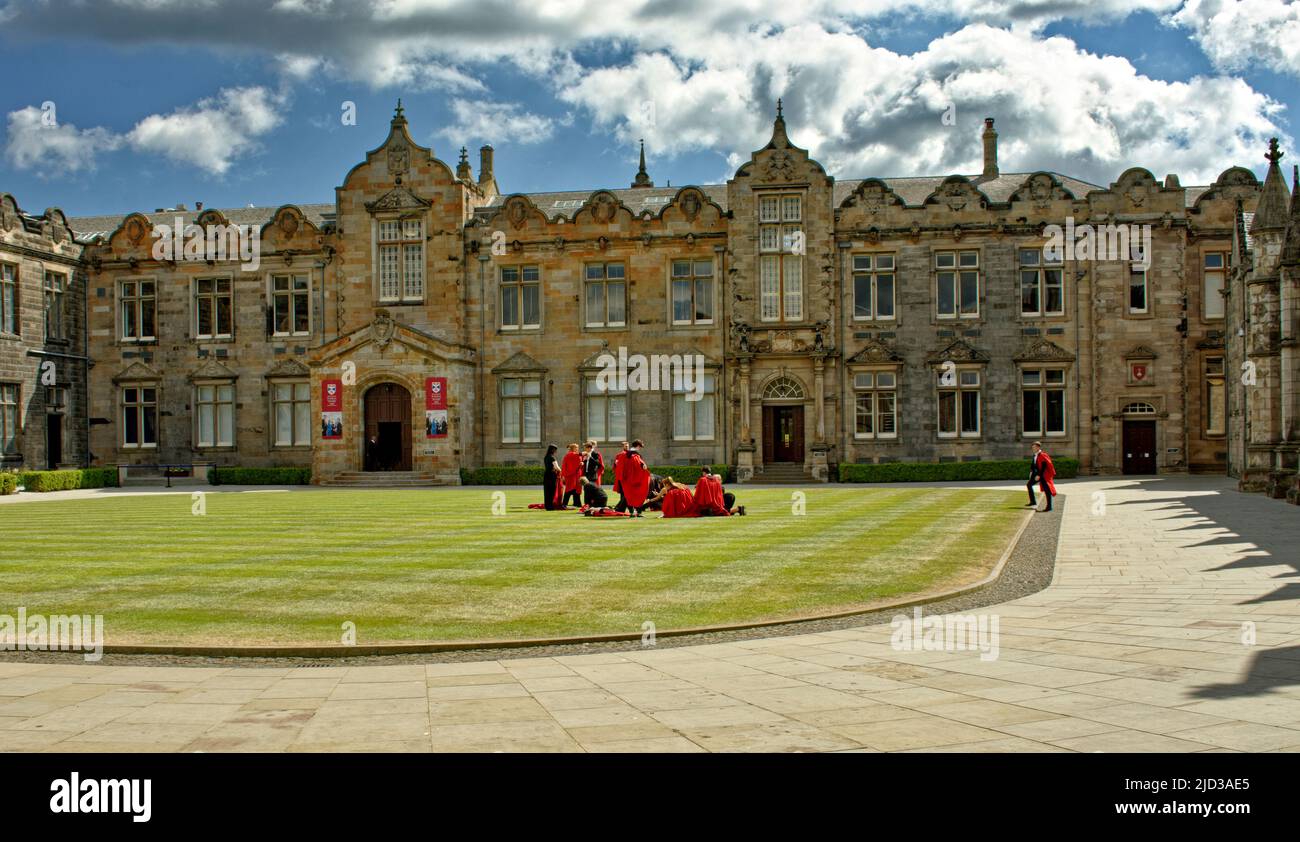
[933,248,981,322]
[1017,246,1067,319]
[192,379,237,451]
[371,213,426,305]
[934,362,984,440]
[1200,248,1229,324]
[497,264,543,333]
[582,261,628,331]
[497,374,543,446]
[43,267,69,344]
[268,270,313,338]
[191,273,235,342]
[1018,364,1071,441]
[667,254,718,328]
[119,381,160,450]
[671,367,719,442]
[850,364,900,441]
[756,189,805,324]
[268,378,313,450]
[850,252,897,325]
[0,260,18,338]
[117,275,157,345]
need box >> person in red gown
[1028,441,1057,512]
[560,443,583,508]
[692,473,730,516]
[612,442,630,512]
[620,440,652,517]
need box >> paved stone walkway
[2,476,1298,752]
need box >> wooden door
[1122,420,1157,474]
[765,406,805,463]
[364,383,412,471]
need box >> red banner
[425,377,448,438]
[321,379,343,439]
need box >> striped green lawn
[0,486,1025,645]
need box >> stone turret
[630,139,654,188]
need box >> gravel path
[0,498,1063,669]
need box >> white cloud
[1170,0,1300,76]
[436,100,558,147]
[126,86,287,175]
[3,106,122,175]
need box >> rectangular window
[1,264,16,336]
[1205,356,1226,436]
[852,254,896,321]
[0,383,17,454]
[584,378,628,442]
[1019,248,1064,316]
[44,271,66,340]
[500,266,541,330]
[672,373,716,441]
[936,251,979,318]
[853,371,898,439]
[272,381,312,446]
[194,277,232,339]
[938,369,981,438]
[671,259,714,325]
[119,279,156,341]
[271,274,310,336]
[195,383,235,448]
[1021,368,1067,437]
[1129,246,1149,314]
[500,377,541,443]
[121,386,158,448]
[1204,252,1226,320]
[377,217,424,302]
[584,263,626,328]
[758,193,803,322]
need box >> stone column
[813,355,826,441]
[735,355,754,483]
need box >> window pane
[607,282,625,324]
[1046,390,1065,434]
[876,274,894,318]
[1205,271,1225,319]
[1023,390,1042,434]
[1129,272,1147,311]
[936,252,955,268]
[276,403,293,445]
[960,371,980,387]
[522,266,540,282]
[959,271,979,315]
[876,372,896,388]
[853,273,872,319]
[695,396,715,439]
[522,284,540,326]
[694,279,712,321]
[937,273,955,316]
[782,255,802,320]
[521,379,541,396]
[960,391,980,434]
[671,260,690,278]
[673,394,692,439]
[1046,370,1065,385]
[585,264,605,281]
[759,256,780,321]
[294,292,310,333]
[1021,270,1040,314]
[1019,249,1040,266]
[878,392,896,434]
[610,395,628,440]
[876,255,894,270]
[197,296,212,336]
[1022,370,1041,386]
[938,392,956,433]
[295,401,311,444]
[959,251,978,267]
[522,397,541,441]
[673,279,692,322]
[1044,269,1064,314]
[141,298,155,338]
[856,395,873,435]
[404,245,423,299]
[606,263,625,280]
[586,397,605,440]
[855,373,873,389]
[198,404,214,445]
[502,399,520,441]
[693,260,712,276]
[217,291,232,335]
[218,402,234,446]
[586,282,604,325]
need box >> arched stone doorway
[363,382,413,471]
[761,375,806,464]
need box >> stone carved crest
[843,180,899,213]
[125,217,147,244]
[932,180,980,212]
[762,152,797,183]
[278,212,299,237]
[507,198,528,229]
[1011,173,1071,208]
[591,193,618,223]
[387,143,409,177]
[1014,337,1075,363]
[846,337,903,364]
[680,190,701,221]
[371,310,397,350]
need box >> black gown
[543,453,559,510]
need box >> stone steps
[321,471,444,488]
[753,464,810,484]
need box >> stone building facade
[1,101,1292,495]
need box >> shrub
[0,473,17,495]
[460,463,732,485]
[210,466,312,485]
[11,468,119,492]
[838,457,1079,483]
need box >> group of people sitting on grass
[537,440,745,518]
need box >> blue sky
[1,0,1297,217]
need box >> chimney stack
[982,118,998,179]
[478,145,494,184]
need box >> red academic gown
[613,450,626,493]
[693,475,730,516]
[621,451,651,509]
[1035,451,1057,496]
[661,487,699,518]
[560,451,583,497]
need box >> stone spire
[456,146,472,181]
[1251,137,1290,233]
[768,97,790,149]
[630,139,654,188]
[392,98,406,126]
[1283,165,1300,266]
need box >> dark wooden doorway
[364,383,412,471]
[1122,420,1157,474]
[46,414,62,469]
[763,405,805,464]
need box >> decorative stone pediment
[0,194,19,232]
[840,179,903,213]
[733,102,828,184]
[1111,168,1162,207]
[924,177,988,212]
[365,185,431,213]
[1010,173,1074,206]
[1195,166,1261,206]
[112,361,162,383]
[846,337,903,365]
[492,351,548,374]
[574,191,632,226]
[927,338,990,364]
[189,359,239,382]
[662,187,722,224]
[1014,337,1076,363]
[266,358,311,378]
[1126,345,1159,360]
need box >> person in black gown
[543,444,561,510]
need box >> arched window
[1122,401,1157,415]
[763,376,805,400]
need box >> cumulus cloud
[5,86,287,177]
[3,106,122,175]
[436,100,558,147]
[0,0,1289,185]
[1170,0,1300,76]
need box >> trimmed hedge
[14,468,119,492]
[838,457,1079,483]
[210,466,312,485]
[460,463,732,486]
[0,474,17,495]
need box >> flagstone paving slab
[2,477,1298,752]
